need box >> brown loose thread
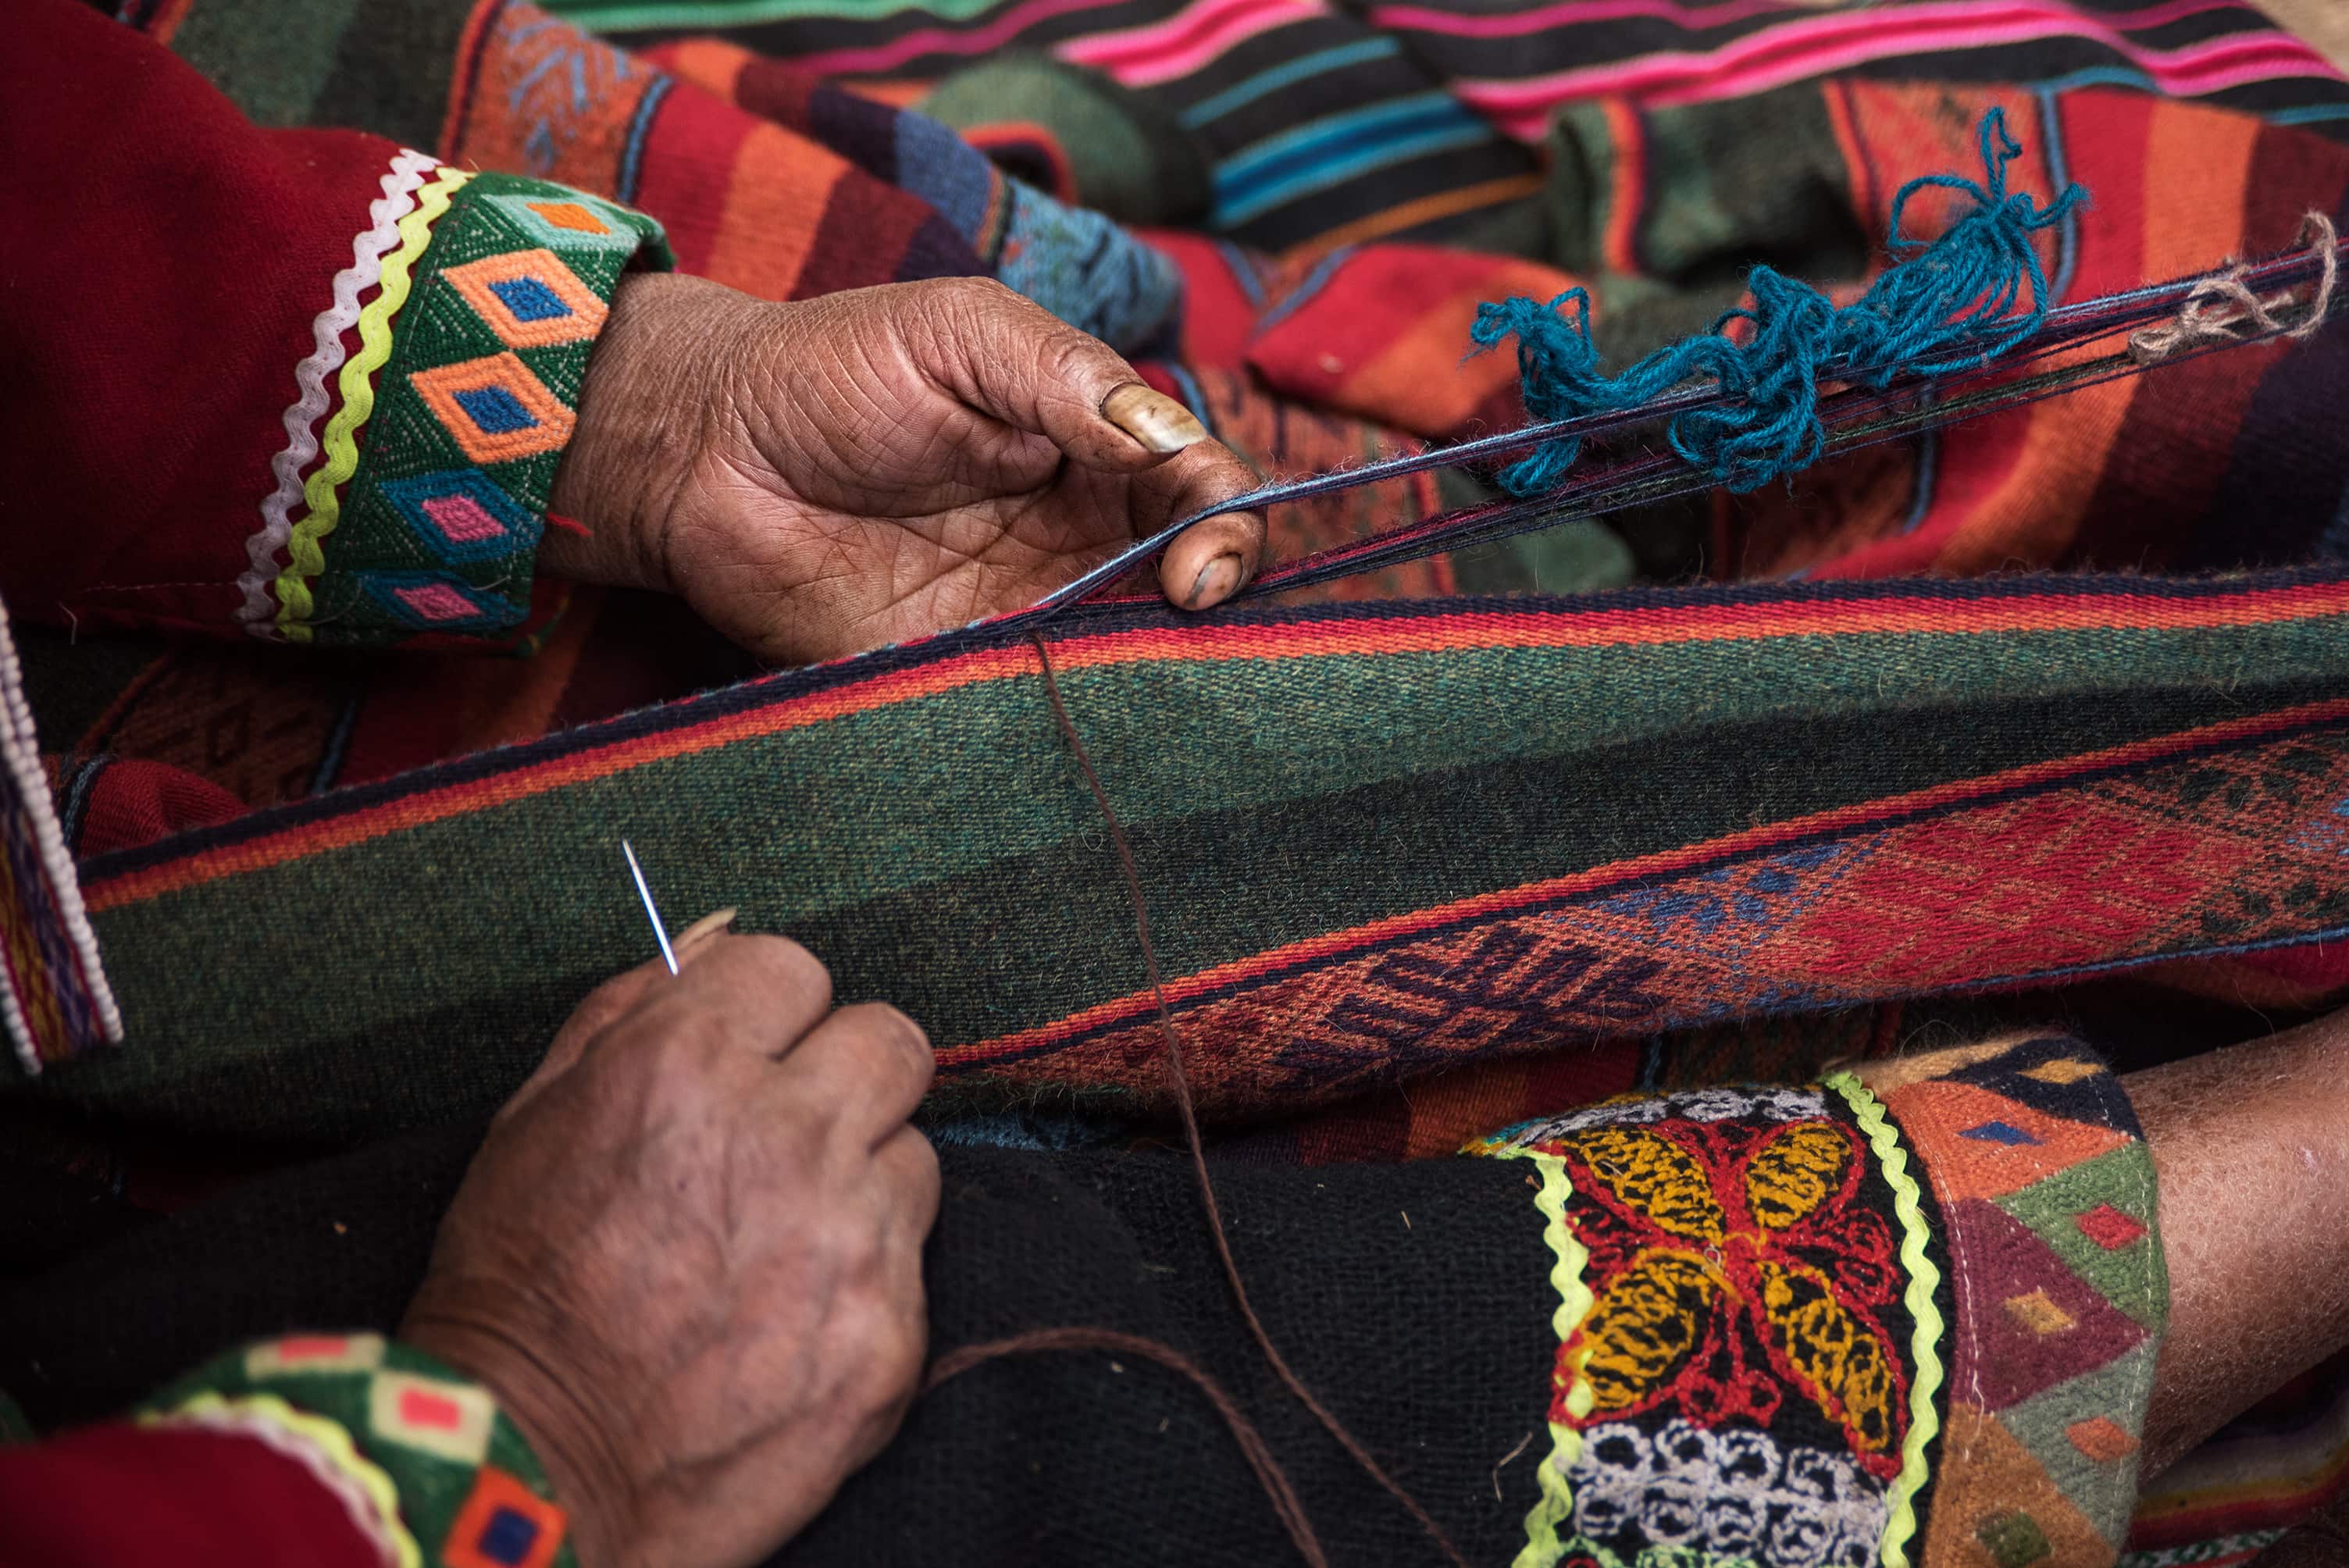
[929,633,1473,1568]
[2129,211,2339,363]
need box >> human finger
[765,1000,936,1147]
[911,279,1206,474]
[1135,440,1266,611]
[604,933,837,1068]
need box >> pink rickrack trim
[238,148,444,634]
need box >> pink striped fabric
[1443,0,2343,137]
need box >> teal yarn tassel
[1471,106,2087,495]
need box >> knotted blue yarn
[1471,106,2087,496]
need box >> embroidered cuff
[263,167,670,650]
[1859,1035,2166,1568]
[1466,1035,2165,1568]
[141,1333,576,1568]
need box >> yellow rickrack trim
[1499,1146,1596,1568]
[1824,1071,1946,1568]
[273,166,476,643]
[141,1391,423,1568]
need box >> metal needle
[622,839,680,975]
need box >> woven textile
[143,1335,574,1568]
[1868,1037,2166,1568]
[1466,1032,2167,1568]
[542,0,2349,256]
[0,1035,2168,1566]
[15,568,2345,1141]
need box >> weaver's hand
[401,930,939,1567]
[544,272,1265,663]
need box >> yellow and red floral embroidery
[1542,1113,1908,1477]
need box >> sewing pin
[622,839,680,975]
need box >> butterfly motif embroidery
[1544,1114,1907,1473]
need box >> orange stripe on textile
[709,123,844,298]
[1276,172,1548,266]
[1598,98,1645,277]
[1948,98,2262,573]
[644,37,757,99]
[1248,245,1579,436]
[1816,84,2130,580]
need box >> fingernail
[1102,383,1206,454]
[1187,554,1242,609]
[674,907,738,959]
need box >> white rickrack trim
[237,147,444,634]
[0,597,123,1074]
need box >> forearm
[2128,1006,2349,1476]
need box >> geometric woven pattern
[483,191,648,255]
[140,1335,576,1568]
[440,249,605,349]
[1867,1035,2168,1564]
[355,570,506,631]
[380,469,543,561]
[444,1466,568,1568]
[368,1369,496,1465]
[276,169,666,647]
[408,353,576,466]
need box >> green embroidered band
[141,1333,577,1568]
[277,173,670,648]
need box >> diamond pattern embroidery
[2073,1203,2148,1251]
[411,353,574,465]
[355,571,503,631]
[368,1370,495,1464]
[443,249,607,349]
[380,470,540,561]
[444,1466,565,1568]
[484,191,644,255]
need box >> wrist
[401,1299,632,1567]
[546,271,754,597]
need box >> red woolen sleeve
[0,0,669,651]
[0,1423,383,1568]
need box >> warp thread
[2129,211,2340,363]
[917,633,1474,1568]
[1470,105,2084,496]
[925,1328,1326,1565]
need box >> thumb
[914,278,1209,472]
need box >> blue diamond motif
[453,385,540,436]
[488,276,573,323]
[479,1505,540,1566]
[1959,1119,2041,1146]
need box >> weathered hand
[401,929,939,1567]
[545,272,1265,663]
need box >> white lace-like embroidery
[1498,1086,1829,1147]
[237,148,442,632]
[1570,1419,1887,1567]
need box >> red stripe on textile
[622,77,756,277]
[936,695,2349,1067]
[80,586,2349,910]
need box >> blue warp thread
[1470,106,2087,496]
